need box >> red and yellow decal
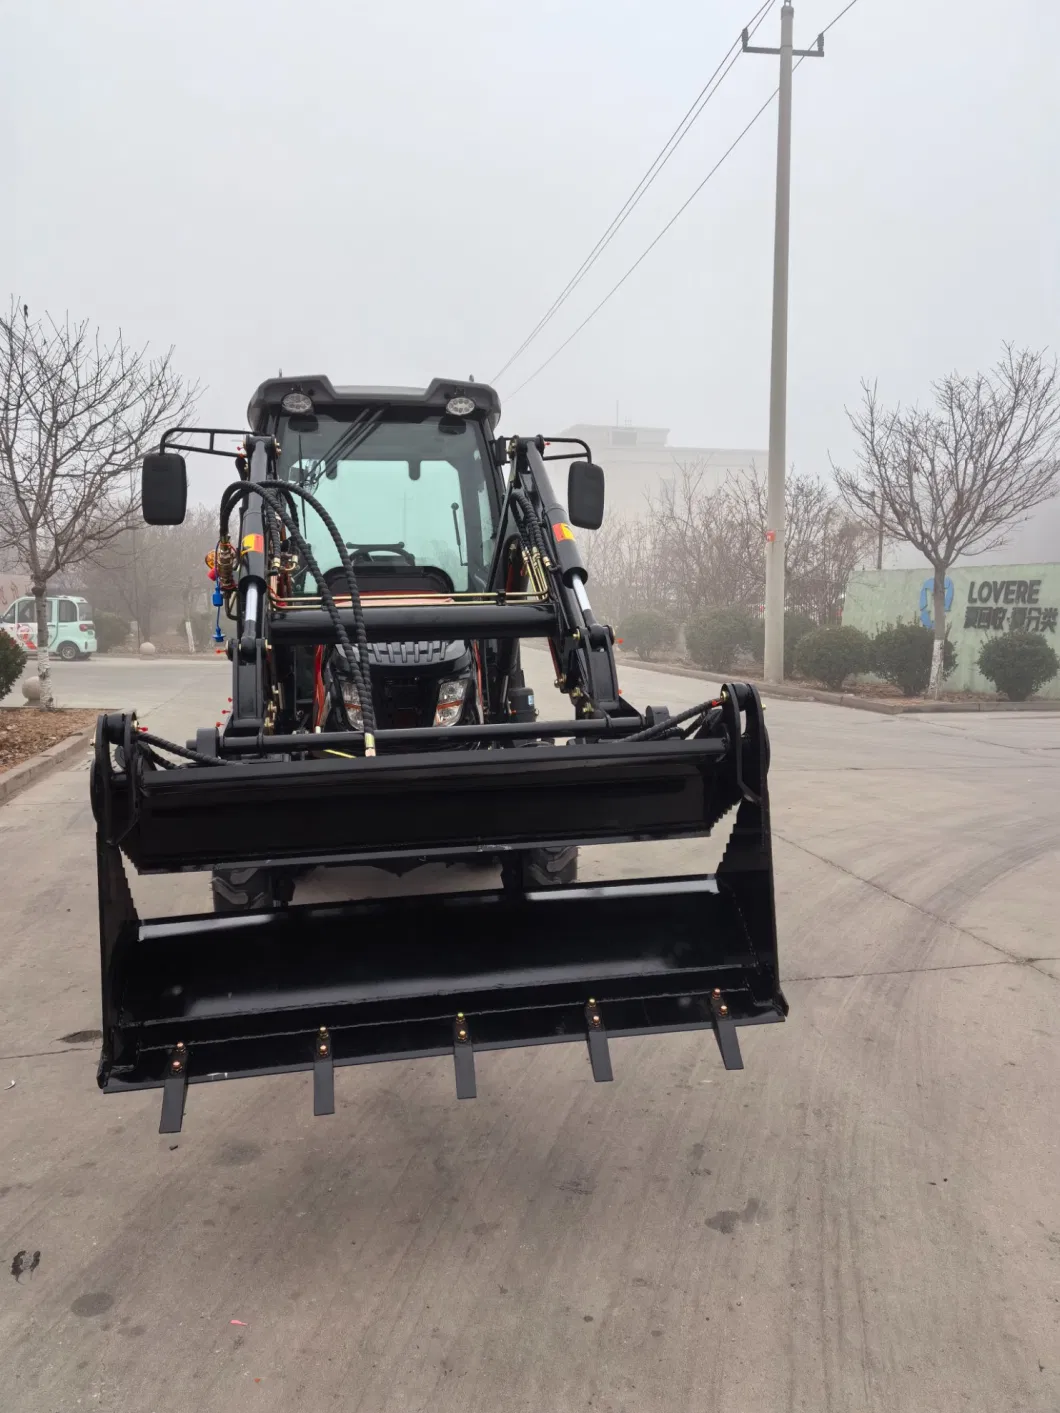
[551,521,575,543]
[241,533,264,555]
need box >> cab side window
[58,599,78,623]
[16,600,36,623]
[0,604,15,623]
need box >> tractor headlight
[340,679,364,730]
[434,676,468,727]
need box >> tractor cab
[255,381,508,746]
[262,387,502,736]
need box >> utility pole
[743,6,823,681]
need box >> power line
[503,0,863,403]
[490,0,779,384]
[505,91,777,400]
[821,0,861,34]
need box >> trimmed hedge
[685,607,755,671]
[619,608,676,661]
[0,631,28,700]
[977,631,1059,701]
[796,625,872,691]
[872,622,957,696]
[749,612,817,678]
[93,611,130,654]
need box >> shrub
[93,611,130,653]
[872,622,957,696]
[189,611,215,652]
[977,631,1059,701]
[685,607,755,671]
[796,625,872,690]
[748,612,817,678]
[0,631,28,700]
[619,608,676,661]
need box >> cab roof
[247,376,502,432]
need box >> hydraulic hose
[219,480,377,737]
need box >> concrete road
[2,653,1058,1413]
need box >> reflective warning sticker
[552,522,575,543]
[241,534,264,554]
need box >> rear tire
[501,845,578,892]
[211,866,295,912]
[57,640,79,662]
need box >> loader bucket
[92,685,785,1132]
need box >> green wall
[842,566,1060,698]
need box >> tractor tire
[501,845,578,892]
[57,640,80,662]
[211,866,296,912]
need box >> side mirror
[142,453,187,525]
[567,461,605,530]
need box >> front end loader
[91,376,786,1132]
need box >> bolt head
[719,1004,729,1016]
[319,1044,328,1056]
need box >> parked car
[0,595,97,660]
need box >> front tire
[501,845,578,892]
[211,866,295,912]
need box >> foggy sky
[7,0,1060,562]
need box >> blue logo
[919,575,954,629]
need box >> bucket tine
[453,1015,476,1099]
[159,1044,188,1134]
[710,992,744,1071]
[313,1027,335,1116]
[585,1000,614,1083]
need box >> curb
[608,655,1060,715]
[0,731,93,804]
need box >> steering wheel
[344,542,417,566]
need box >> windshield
[276,412,497,591]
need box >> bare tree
[650,461,762,618]
[0,300,198,706]
[728,468,871,623]
[82,505,215,645]
[581,513,674,629]
[649,460,866,623]
[833,346,1060,693]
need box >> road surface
[1,653,1058,1412]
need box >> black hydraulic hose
[220,477,375,731]
[511,488,552,561]
[263,479,376,732]
[219,481,376,736]
[623,700,722,743]
[138,732,231,766]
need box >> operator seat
[322,563,455,597]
